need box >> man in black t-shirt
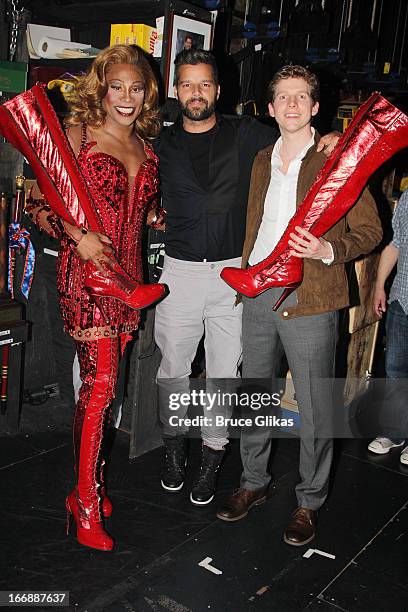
[154,49,336,507]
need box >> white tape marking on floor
[198,557,223,575]
[303,548,336,560]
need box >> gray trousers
[155,255,242,450]
[240,288,338,510]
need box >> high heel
[91,296,111,325]
[272,285,299,311]
[84,259,167,312]
[221,92,408,303]
[99,460,113,518]
[66,498,72,536]
[66,490,77,535]
[65,491,114,552]
[100,487,113,518]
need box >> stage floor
[1,421,407,611]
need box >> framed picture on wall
[165,14,213,98]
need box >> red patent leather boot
[67,339,117,552]
[221,93,408,307]
[84,259,167,322]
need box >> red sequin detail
[57,128,159,339]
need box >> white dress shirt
[249,128,333,266]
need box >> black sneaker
[161,437,187,492]
[190,445,225,505]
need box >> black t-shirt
[181,124,217,190]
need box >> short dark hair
[267,65,320,104]
[174,48,218,86]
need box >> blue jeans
[386,300,408,378]
[380,300,408,441]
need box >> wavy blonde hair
[66,45,161,138]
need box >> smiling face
[102,63,145,128]
[175,63,220,122]
[268,77,319,137]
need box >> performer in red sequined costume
[22,46,165,551]
[53,122,159,341]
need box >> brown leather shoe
[216,487,267,522]
[283,507,317,546]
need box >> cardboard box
[110,24,157,54]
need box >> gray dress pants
[240,288,338,510]
[155,255,243,450]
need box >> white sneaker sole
[190,492,214,506]
[400,452,408,465]
[160,458,188,492]
[161,480,184,492]
[368,441,404,455]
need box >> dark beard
[180,97,216,121]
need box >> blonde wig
[66,45,161,138]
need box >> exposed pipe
[371,0,377,31]
[392,0,402,64]
[337,0,347,52]
[373,0,383,64]
[278,0,283,27]
[239,0,250,102]
[368,0,377,62]
[346,0,354,28]
[377,0,383,35]
[398,0,407,73]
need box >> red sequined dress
[57,124,159,341]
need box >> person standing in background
[368,189,408,464]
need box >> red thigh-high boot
[66,337,119,551]
[221,93,408,307]
[68,333,132,520]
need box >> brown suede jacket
[241,135,383,318]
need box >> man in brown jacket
[217,66,382,545]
